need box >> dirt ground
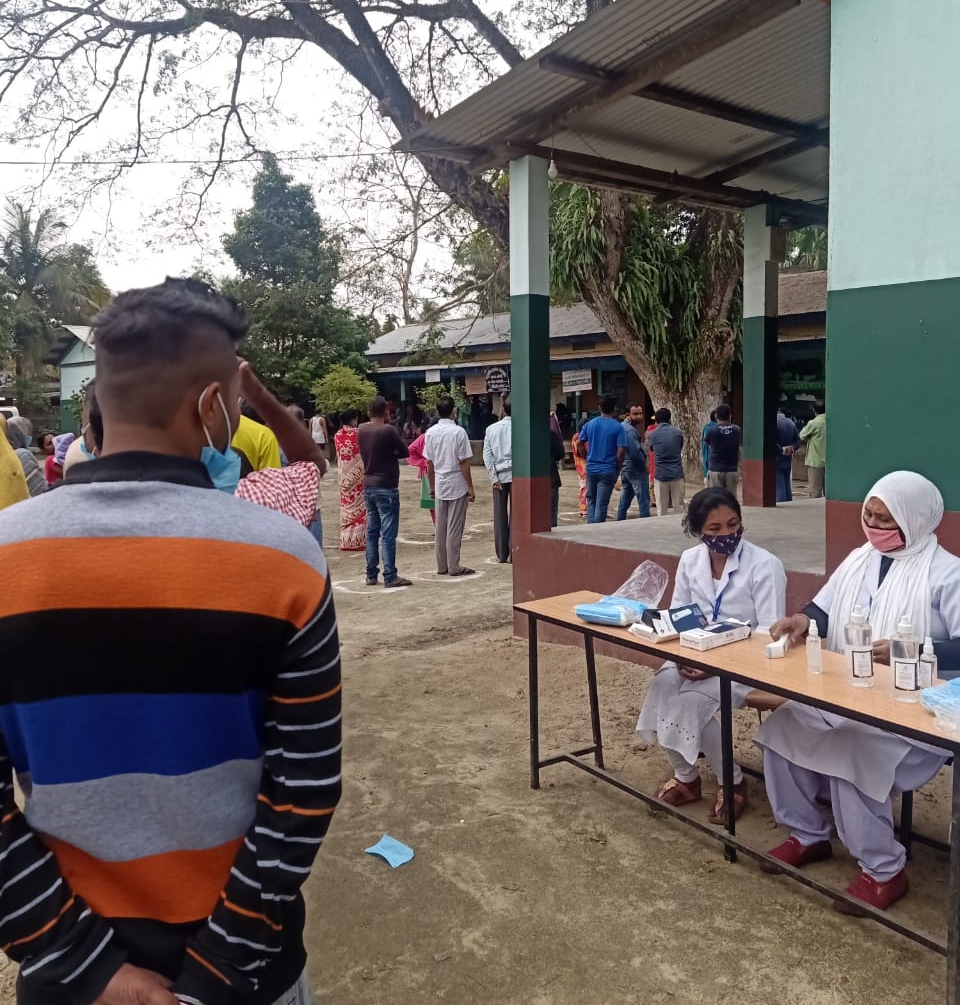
[2,469,952,1004]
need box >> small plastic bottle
[919,637,938,689]
[845,606,874,688]
[806,619,823,674]
[891,616,921,703]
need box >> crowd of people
[568,395,827,523]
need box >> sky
[0,12,493,311]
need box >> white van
[0,406,20,421]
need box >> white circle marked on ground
[396,537,435,546]
[484,556,510,566]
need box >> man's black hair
[655,407,671,424]
[437,395,456,418]
[93,278,250,428]
[600,394,618,416]
[368,396,388,418]
[502,395,511,417]
[715,403,732,422]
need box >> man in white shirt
[424,394,476,576]
[482,396,512,562]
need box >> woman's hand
[770,614,811,644]
[873,639,891,665]
[678,666,713,682]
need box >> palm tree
[0,201,110,378]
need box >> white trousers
[762,746,939,882]
[664,716,744,786]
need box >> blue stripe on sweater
[0,691,266,784]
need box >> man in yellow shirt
[232,412,282,471]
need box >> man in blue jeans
[775,407,801,502]
[358,396,412,587]
[617,402,650,520]
[577,394,627,523]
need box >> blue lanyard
[712,571,735,622]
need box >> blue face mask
[79,425,96,458]
[198,390,241,494]
[24,434,32,448]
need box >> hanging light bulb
[547,155,559,181]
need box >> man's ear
[197,381,224,435]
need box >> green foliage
[550,185,741,393]
[416,380,467,416]
[224,154,342,291]
[444,228,510,316]
[222,155,374,401]
[785,226,827,270]
[311,365,378,416]
[0,201,109,386]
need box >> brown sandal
[708,782,748,824]
[655,775,702,806]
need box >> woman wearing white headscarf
[757,471,960,913]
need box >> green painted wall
[510,294,550,479]
[827,277,960,506]
[830,0,960,292]
[740,315,778,462]
[828,0,960,510]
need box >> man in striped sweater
[0,279,341,1005]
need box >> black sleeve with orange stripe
[173,581,342,1005]
[0,737,128,1004]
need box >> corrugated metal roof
[403,0,829,214]
[367,303,604,357]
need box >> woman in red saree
[334,409,366,551]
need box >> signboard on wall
[425,367,441,384]
[484,366,510,393]
[562,368,593,393]
[465,374,487,395]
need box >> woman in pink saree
[334,409,366,551]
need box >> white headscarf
[825,471,943,651]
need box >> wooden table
[515,590,960,1004]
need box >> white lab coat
[636,540,787,765]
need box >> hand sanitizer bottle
[891,616,920,703]
[919,637,938,689]
[806,619,823,674]
[845,606,874,688]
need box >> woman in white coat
[759,471,960,913]
[637,487,786,822]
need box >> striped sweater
[0,452,342,1005]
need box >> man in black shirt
[358,396,411,588]
[704,403,742,495]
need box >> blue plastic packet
[575,596,647,627]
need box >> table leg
[528,615,541,790]
[947,762,960,1004]
[719,676,737,864]
[584,634,605,770]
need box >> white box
[765,636,790,659]
[679,621,752,652]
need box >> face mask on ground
[198,390,241,494]
[862,520,904,553]
[701,526,743,556]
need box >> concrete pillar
[826,0,960,566]
[741,204,783,507]
[509,155,552,557]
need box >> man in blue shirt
[646,407,685,517]
[616,403,650,520]
[775,407,801,502]
[576,394,626,523]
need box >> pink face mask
[862,519,904,553]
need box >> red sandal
[655,776,702,806]
[708,782,748,824]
